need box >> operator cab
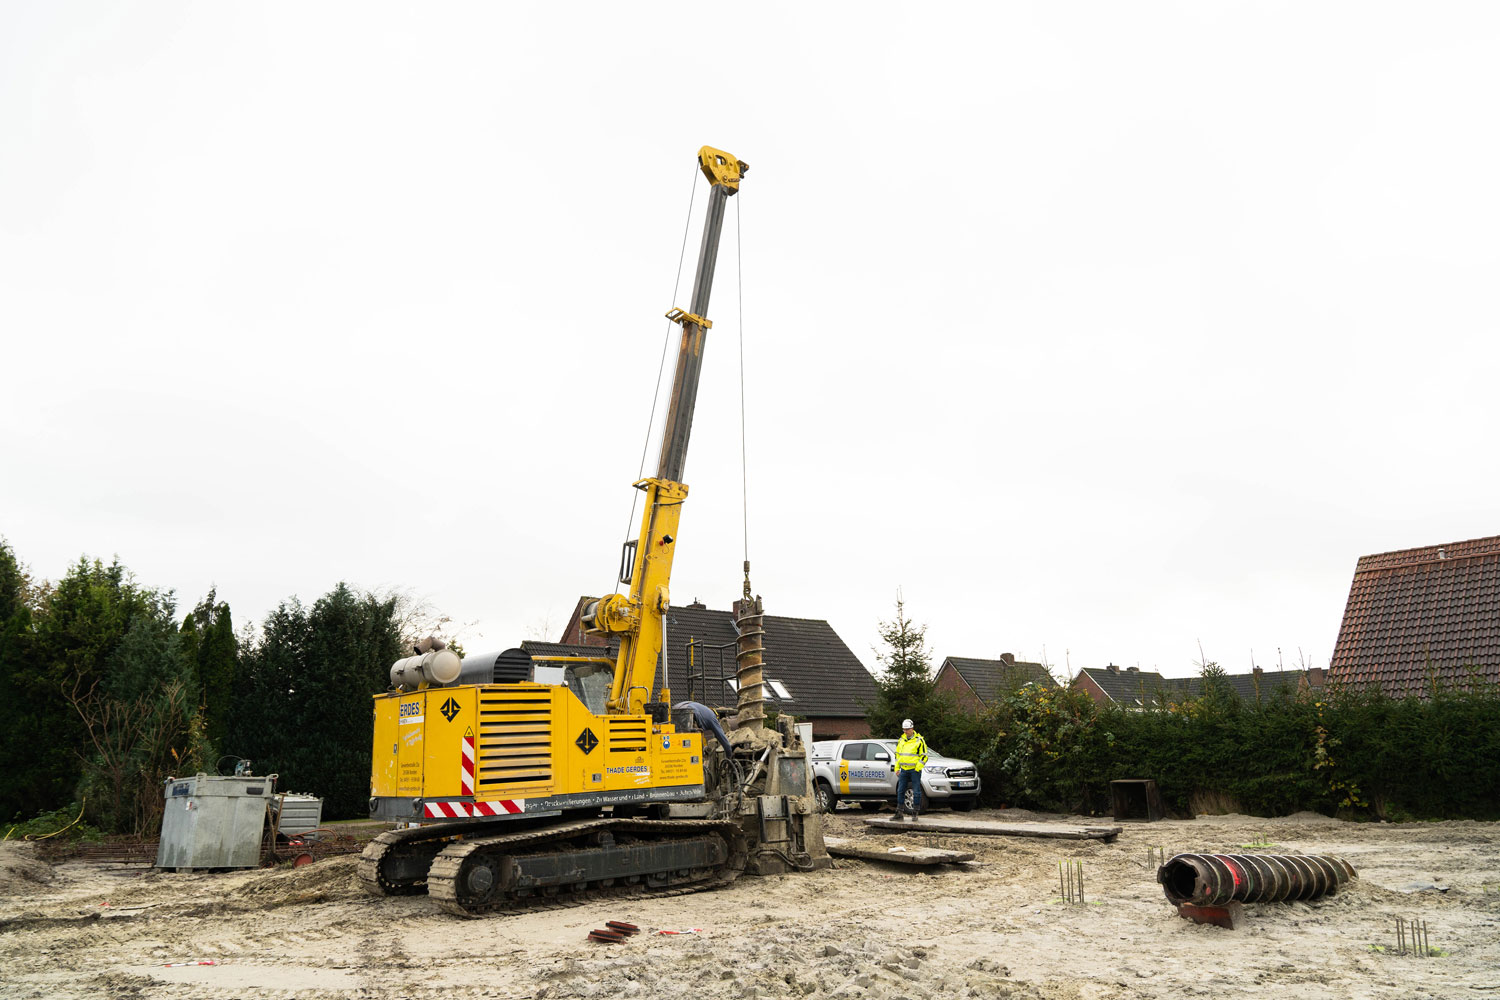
[456,648,615,716]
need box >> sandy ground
[2,808,1496,1000]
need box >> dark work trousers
[896,768,923,816]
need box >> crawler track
[358,820,493,896]
[359,817,746,916]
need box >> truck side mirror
[873,752,890,762]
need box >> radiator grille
[476,692,553,789]
[606,717,649,754]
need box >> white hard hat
[902,719,914,729]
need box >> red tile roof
[1328,534,1500,697]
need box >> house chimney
[1126,666,1139,673]
[1253,666,1263,677]
[1305,666,1326,687]
[1000,653,1015,666]
[687,598,706,610]
[1106,663,1120,673]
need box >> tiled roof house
[1220,668,1323,702]
[1072,664,1320,709]
[1072,665,1176,709]
[1329,534,1500,697]
[935,654,1057,713]
[540,596,879,739]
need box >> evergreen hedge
[967,681,1500,821]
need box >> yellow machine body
[371,680,704,820]
[368,145,741,828]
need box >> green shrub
[4,804,103,842]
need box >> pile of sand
[227,854,364,905]
[0,842,55,894]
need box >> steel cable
[607,162,700,604]
[737,191,749,565]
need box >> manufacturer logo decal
[576,728,599,755]
[439,697,461,722]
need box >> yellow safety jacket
[895,732,928,771]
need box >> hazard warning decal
[575,727,599,755]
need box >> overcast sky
[4,3,1497,681]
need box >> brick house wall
[1072,671,1111,708]
[934,663,987,714]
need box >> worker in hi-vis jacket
[894,719,928,821]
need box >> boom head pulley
[697,146,748,192]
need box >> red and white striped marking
[459,734,476,798]
[420,736,527,818]
[423,798,526,819]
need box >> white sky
[4,3,1497,681]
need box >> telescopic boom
[583,146,748,714]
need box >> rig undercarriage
[359,815,748,917]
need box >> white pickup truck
[808,738,980,813]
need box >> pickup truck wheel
[902,786,917,814]
[815,780,838,813]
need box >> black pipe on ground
[1157,853,1357,906]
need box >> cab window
[840,743,867,761]
[562,661,613,716]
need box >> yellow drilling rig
[360,146,830,916]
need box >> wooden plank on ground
[824,836,975,866]
[862,818,1122,842]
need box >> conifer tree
[866,596,948,739]
[0,539,40,820]
[229,584,401,819]
[179,590,237,755]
